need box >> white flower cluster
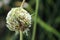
[6,7,31,33]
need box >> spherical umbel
[6,7,31,32]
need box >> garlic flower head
[6,7,31,32]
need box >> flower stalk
[20,30,23,40]
[19,0,25,40]
[31,0,39,40]
[21,0,25,8]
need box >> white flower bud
[6,7,31,33]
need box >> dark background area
[0,0,60,40]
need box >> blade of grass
[37,16,60,38]
[31,0,39,40]
[24,2,60,39]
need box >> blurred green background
[0,0,60,40]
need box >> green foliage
[0,0,60,40]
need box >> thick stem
[31,0,39,40]
[20,30,23,40]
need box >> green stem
[20,31,23,40]
[31,0,39,40]
[25,2,60,39]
